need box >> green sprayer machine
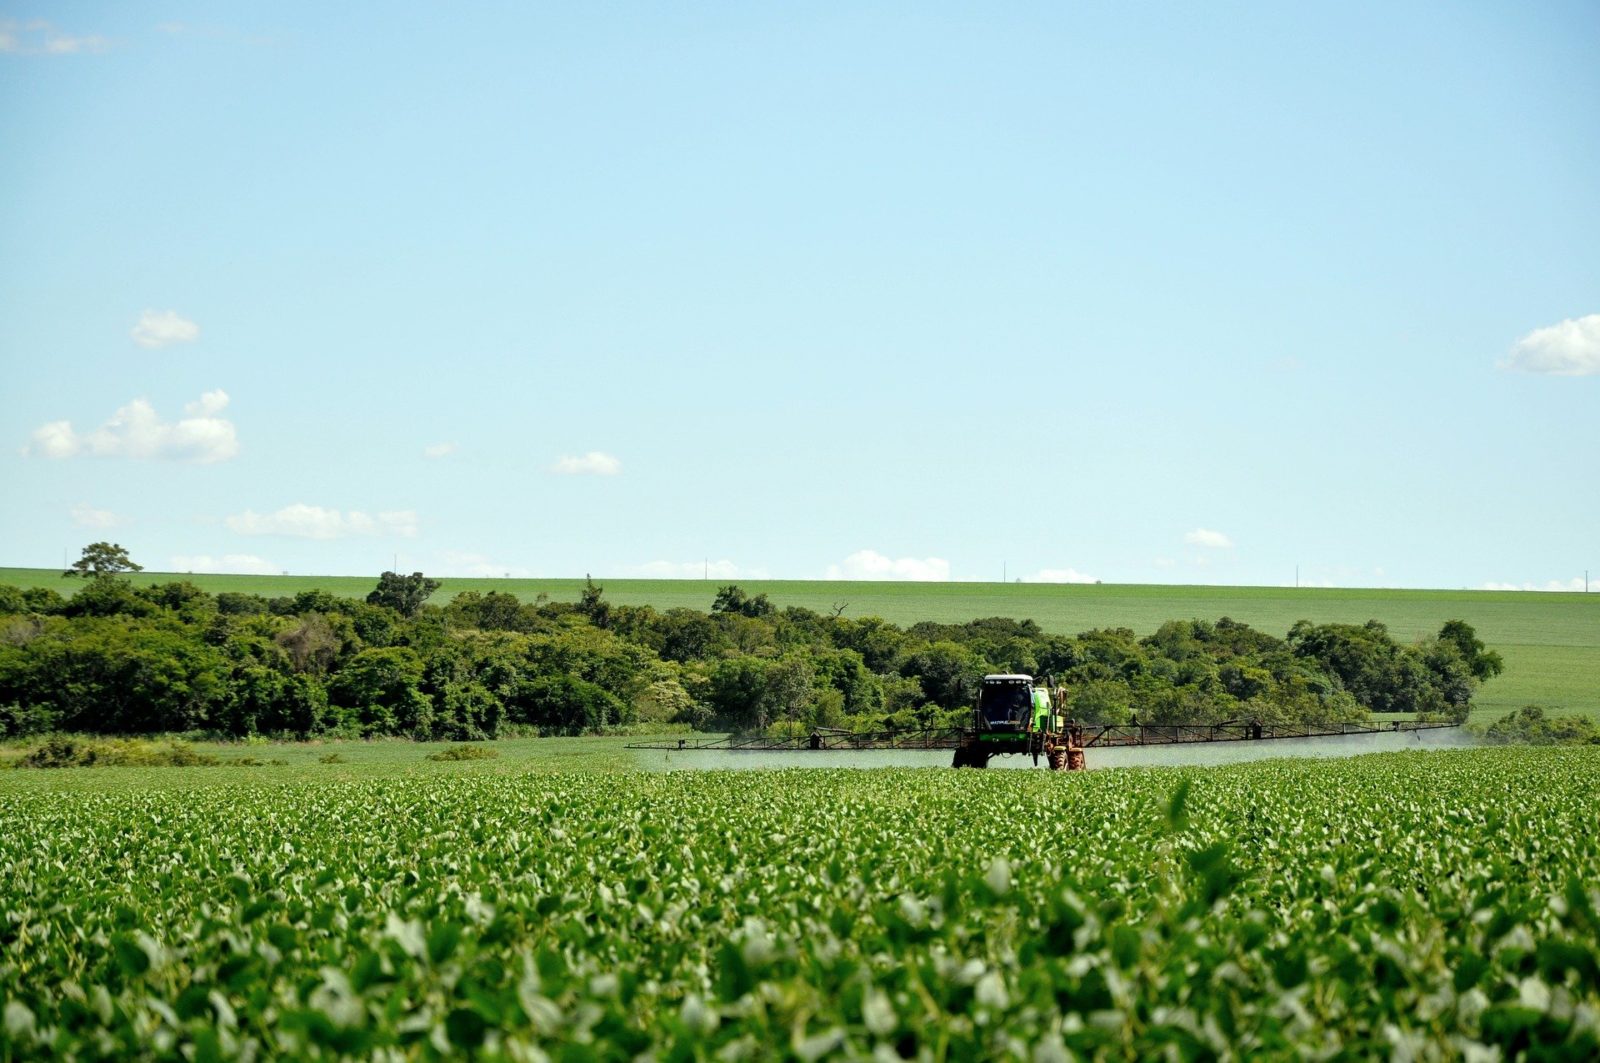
[627,673,1458,770]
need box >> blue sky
[2,2,1596,589]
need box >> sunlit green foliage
[1481,705,1599,746]
[0,579,1497,740]
[3,747,1598,1058]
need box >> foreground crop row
[3,748,1599,1060]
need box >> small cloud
[1152,557,1176,569]
[826,550,950,582]
[225,504,418,540]
[0,19,110,55]
[170,553,279,575]
[185,389,228,417]
[23,390,238,463]
[551,451,621,476]
[130,309,200,348]
[1502,314,1600,376]
[422,441,458,459]
[71,503,126,529]
[438,550,530,578]
[1183,528,1233,549]
[1023,567,1099,584]
[1481,577,1590,593]
[631,559,770,580]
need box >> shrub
[16,737,221,768]
[1481,705,1600,746]
[426,744,499,762]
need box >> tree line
[0,552,1501,741]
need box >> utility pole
[1295,564,1299,588]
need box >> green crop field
[4,567,1596,725]
[3,747,1598,1059]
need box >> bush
[318,752,348,764]
[426,744,499,762]
[1480,705,1599,746]
[16,737,221,768]
[0,701,56,739]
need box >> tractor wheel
[1047,747,1067,771]
[951,746,971,769]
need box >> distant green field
[4,567,1596,724]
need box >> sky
[1,2,1596,590]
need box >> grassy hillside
[4,567,1595,723]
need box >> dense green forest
[0,567,1502,741]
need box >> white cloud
[1152,557,1177,569]
[1183,528,1233,549]
[551,451,621,476]
[632,559,770,580]
[23,390,238,463]
[438,550,530,578]
[423,441,458,459]
[171,554,279,575]
[0,19,110,55]
[70,503,126,529]
[1503,314,1600,376]
[225,504,418,540]
[27,421,78,458]
[185,389,228,417]
[1481,578,1590,593]
[130,309,200,348]
[826,550,950,582]
[1024,567,1099,584]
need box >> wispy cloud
[632,559,769,580]
[1023,567,1099,584]
[1502,314,1600,376]
[1183,528,1233,549]
[171,553,279,575]
[1481,577,1590,593]
[225,504,418,540]
[131,309,200,348]
[422,441,458,459]
[826,550,949,582]
[438,550,530,578]
[24,389,238,463]
[551,451,621,476]
[155,21,284,47]
[0,19,110,55]
[70,503,126,529]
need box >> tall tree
[64,542,143,580]
[577,576,611,629]
[366,571,442,617]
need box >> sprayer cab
[976,674,1037,732]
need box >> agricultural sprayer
[627,673,1458,769]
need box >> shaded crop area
[3,747,1598,1059]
